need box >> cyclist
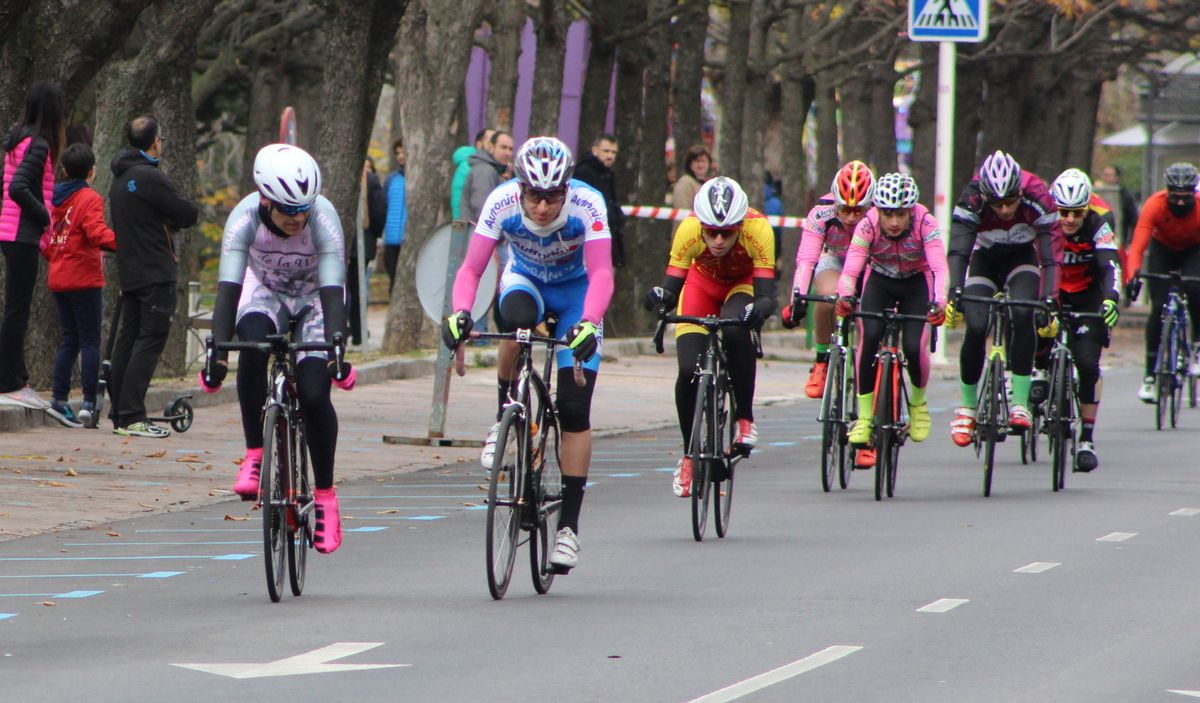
[199,144,355,554]
[441,137,613,573]
[1047,169,1121,471]
[644,176,776,497]
[945,150,1058,446]
[834,173,947,468]
[1123,162,1200,402]
[782,161,875,398]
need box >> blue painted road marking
[64,541,258,547]
[0,553,254,562]
[0,613,14,620]
[346,526,389,532]
[0,590,103,599]
[607,473,642,478]
[0,571,183,579]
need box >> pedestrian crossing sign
[909,0,988,42]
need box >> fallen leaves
[65,468,78,477]
[40,601,55,607]
[223,514,250,521]
[38,481,69,488]
[106,531,120,538]
[144,450,167,458]
[377,509,400,515]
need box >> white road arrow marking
[1168,690,1200,698]
[173,642,407,679]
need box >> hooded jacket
[572,153,627,267]
[108,148,200,291]
[449,145,475,220]
[1,128,55,246]
[43,180,116,292]
[460,147,506,223]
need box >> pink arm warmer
[791,221,825,295]
[836,222,871,298]
[451,233,498,312]
[925,229,950,305]
[582,238,614,324]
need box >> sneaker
[549,527,579,571]
[733,419,758,449]
[854,447,876,469]
[1191,344,1200,376]
[113,421,170,438]
[673,457,693,498]
[1009,404,1032,431]
[47,401,82,429]
[909,402,931,442]
[0,386,50,410]
[480,422,501,470]
[951,407,976,447]
[78,400,95,426]
[805,362,828,399]
[1137,376,1155,403]
[312,487,342,554]
[233,448,263,500]
[848,415,873,445]
[1074,442,1099,473]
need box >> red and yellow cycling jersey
[666,209,776,285]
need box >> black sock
[558,475,587,534]
[816,350,830,364]
[496,379,510,422]
[1080,419,1095,443]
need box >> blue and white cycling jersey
[474,179,611,284]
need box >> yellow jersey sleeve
[668,217,705,272]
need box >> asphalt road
[4,363,1200,702]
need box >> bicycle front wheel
[688,375,712,542]
[1049,355,1070,492]
[486,407,524,600]
[287,424,311,596]
[981,356,1004,498]
[820,346,844,493]
[529,377,560,594]
[260,405,287,602]
[874,356,892,502]
[714,375,737,539]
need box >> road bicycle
[1042,307,1108,492]
[208,332,342,602]
[456,318,579,600]
[653,311,760,541]
[850,304,937,501]
[795,293,856,492]
[1136,271,1200,430]
[956,291,1048,497]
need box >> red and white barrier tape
[620,205,806,229]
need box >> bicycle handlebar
[848,304,940,354]
[1136,271,1200,284]
[651,311,757,356]
[452,330,585,386]
[793,293,838,305]
[955,293,1050,310]
[209,333,347,383]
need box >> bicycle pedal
[550,564,572,575]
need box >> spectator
[451,128,493,220]
[763,173,784,280]
[573,132,627,268]
[0,82,65,416]
[382,138,406,293]
[670,144,712,211]
[461,130,513,222]
[107,115,200,438]
[348,157,386,344]
[42,143,116,428]
[1095,164,1140,249]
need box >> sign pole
[934,40,956,237]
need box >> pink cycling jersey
[837,203,949,305]
[791,195,854,294]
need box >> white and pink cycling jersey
[791,194,855,295]
[837,203,949,305]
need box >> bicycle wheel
[287,421,311,596]
[714,375,737,538]
[1049,355,1069,492]
[982,356,1004,498]
[486,406,524,600]
[688,375,712,542]
[819,346,843,493]
[1173,326,1188,427]
[873,355,892,502]
[1191,374,1197,409]
[260,405,287,602]
[840,346,855,489]
[528,377,560,594]
[1155,317,1174,431]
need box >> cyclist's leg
[1179,244,1200,344]
[1004,252,1042,421]
[720,285,756,424]
[899,274,933,441]
[672,273,723,496]
[959,251,1001,406]
[674,332,708,448]
[1064,288,1105,470]
[1144,240,1172,378]
[232,288,285,496]
[496,270,544,420]
[810,259,841,380]
[852,271,888,442]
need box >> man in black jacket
[107,115,200,437]
[572,133,626,267]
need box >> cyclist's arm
[1125,194,1161,282]
[920,209,950,305]
[451,187,508,312]
[311,198,349,342]
[1091,220,1122,302]
[1035,226,1058,299]
[836,218,872,298]
[948,193,981,289]
[791,208,826,295]
[212,195,260,356]
[582,236,614,325]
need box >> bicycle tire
[982,356,1004,498]
[486,406,524,600]
[529,375,560,594]
[714,375,736,538]
[874,355,891,502]
[840,344,855,489]
[1049,352,1069,492]
[689,375,712,542]
[1173,325,1187,427]
[820,346,842,493]
[91,371,108,429]
[1155,315,1174,431]
[1191,374,1197,409]
[287,423,311,596]
[260,405,287,602]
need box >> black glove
[742,297,775,328]
[441,310,474,349]
[1125,276,1143,301]
[780,297,807,329]
[201,359,226,390]
[643,286,678,312]
[566,321,600,362]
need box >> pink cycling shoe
[313,487,342,554]
[233,448,263,500]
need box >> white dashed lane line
[916,598,969,613]
[1096,532,1137,542]
[1170,508,1200,517]
[687,645,863,703]
[1013,562,1061,574]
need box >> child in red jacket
[41,143,116,427]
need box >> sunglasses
[701,227,739,241]
[1167,192,1194,204]
[273,201,313,216]
[1058,207,1088,219]
[986,196,1020,208]
[521,187,567,205]
[837,206,866,217]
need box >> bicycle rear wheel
[1173,326,1187,427]
[820,346,844,493]
[689,377,712,542]
[260,405,287,602]
[287,423,311,596]
[1049,355,1069,492]
[714,375,737,538]
[1155,318,1174,430]
[529,378,560,594]
[486,406,524,600]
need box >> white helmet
[1051,169,1092,209]
[693,177,749,229]
[514,136,575,190]
[977,150,1021,201]
[253,144,322,208]
[873,173,919,209]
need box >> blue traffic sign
[909,0,988,42]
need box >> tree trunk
[952,59,983,198]
[529,0,569,137]
[738,0,772,208]
[671,0,707,177]
[779,5,815,289]
[907,45,937,205]
[485,0,526,131]
[1065,79,1103,173]
[717,0,751,180]
[815,82,839,189]
[869,65,898,173]
[384,0,487,352]
[240,63,290,194]
[839,77,872,168]
[577,3,620,148]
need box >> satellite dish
[415,223,499,324]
